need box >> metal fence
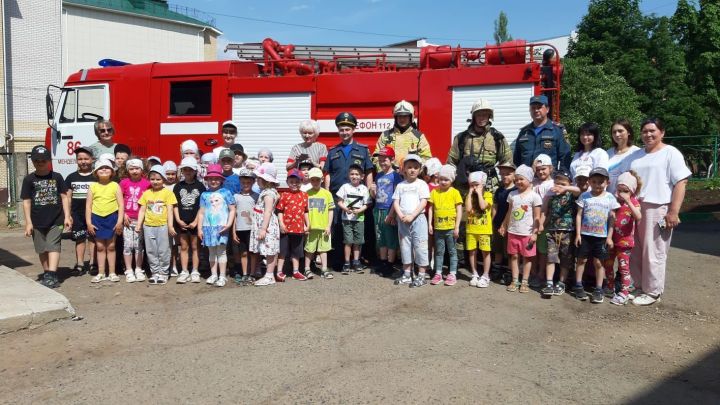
[665,134,719,179]
[0,152,30,205]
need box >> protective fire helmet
[470,99,494,119]
[335,112,357,128]
[393,100,414,117]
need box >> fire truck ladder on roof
[225,41,423,69]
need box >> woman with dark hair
[569,122,609,180]
[606,119,640,193]
[620,118,691,306]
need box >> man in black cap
[323,112,374,271]
[514,95,571,171]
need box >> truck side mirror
[46,93,54,121]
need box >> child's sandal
[519,281,530,293]
[506,281,519,292]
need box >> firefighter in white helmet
[447,98,511,194]
[372,100,432,169]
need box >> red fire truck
[46,38,562,181]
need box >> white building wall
[5,0,62,149]
[63,5,207,78]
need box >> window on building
[59,90,77,123]
[170,81,212,115]
[77,87,106,122]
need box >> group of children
[23,126,643,305]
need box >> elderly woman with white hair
[286,119,328,170]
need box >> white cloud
[290,4,309,11]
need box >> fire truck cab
[46,39,562,181]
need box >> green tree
[560,58,643,148]
[493,11,513,44]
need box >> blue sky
[169,0,678,52]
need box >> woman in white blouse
[569,122,609,180]
[621,118,691,306]
[606,119,640,193]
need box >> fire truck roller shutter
[451,84,534,148]
[231,92,312,186]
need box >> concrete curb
[0,266,75,334]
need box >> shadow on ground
[671,221,720,257]
[0,247,32,268]
[627,346,720,404]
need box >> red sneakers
[275,272,286,282]
[292,271,308,281]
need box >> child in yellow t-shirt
[428,165,463,286]
[466,171,494,288]
[86,158,124,283]
[136,165,177,285]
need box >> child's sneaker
[125,270,137,283]
[134,268,146,282]
[190,271,201,283]
[603,287,615,298]
[430,273,443,285]
[206,274,218,285]
[342,263,351,275]
[519,280,530,293]
[444,273,457,286]
[275,272,286,282]
[352,261,365,274]
[292,272,308,281]
[572,285,588,301]
[477,275,490,288]
[591,288,604,304]
[469,275,480,287]
[610,293,628,306]
[215,276,227,287]
[394,274,412,285]
[553,282,566,296]
[177,271,190,284]
[234,273,244,284]
[254,276,276,286]
[170,268,179,277]
[410,275,427,288]
[506,281,519,292]
[541,284,555,296]
[108,273,120,282]
[91,274,106,283]
[148,274,167,285]
[40,272,59,289]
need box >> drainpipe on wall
[197,27,207,61]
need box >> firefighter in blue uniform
[324,112,374,271]
[513,95,571,171]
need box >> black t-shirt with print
[20,172,68,228]
[64,171,95,217]
[173,180,206,224]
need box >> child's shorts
[175,222,198,236]
[507,233,536,258]
[123,220,144,255]
[342,220,364,245]
[91,211,118,240]
[280,233,305,259]
[32,226,63,254]
[536,230,548,255]
[466,232,491,252]
[546,230,573,267]
[577,235,609,260]
[305,229,331,253]
[70,210,90,242]
[374,208,399,250]
[232,230,251,254]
